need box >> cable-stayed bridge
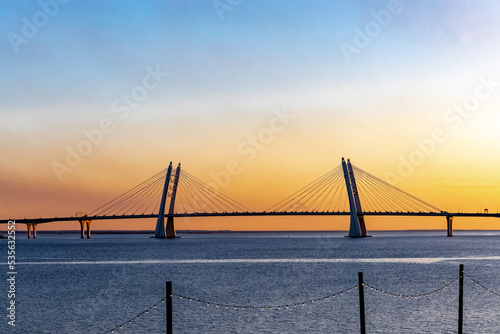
[1,158,498,238]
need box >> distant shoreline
[2,229,500,235]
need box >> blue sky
[1,0,500,227]
[3,1,499,113]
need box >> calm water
[3,231,500,333]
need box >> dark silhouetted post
[458,264,464,334]
[358,272,366,334]
[167,281,172,334]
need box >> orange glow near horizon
[0,151,500,231]
[2,1,500,234]
[1,159,499,233]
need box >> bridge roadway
[1,211,499,225]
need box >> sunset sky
[1,0,500,232]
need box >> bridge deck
[1,211,499,225]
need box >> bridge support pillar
[79,220,92,238]
[166,217,176,238]
[86,221,92,239]
[79,220,85,239]
[26,223,37,239]
[447,216,453,237]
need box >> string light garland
[100,285,358,333]
[364,278,459,299]
[101,297,166,334]
[173,285,358,311]
[466,275,500,297]
[101,274,492,333]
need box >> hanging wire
[357,173,426,213]
[89,168,168,217]
[99,271,500,334]
[352,165,441,213]
[175,170,252,214]
[101,296,166,334]
[88,166,252,218]
[465,274,500,297]
[264,162,441,214]
[265,165,348,213]
[100,284,358,333]
[364,278,459,299]
[174,285,358,311]
[84,161,443,219]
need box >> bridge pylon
[154,162,181,238]
[154,162,173,238]
[342,158,368,238]
[347,159,367,237]
[166,163,181,238]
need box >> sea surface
[3,231,500,333]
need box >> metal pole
[458,264,464,334]
[167,281,172,334]
[358,272,366,334]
